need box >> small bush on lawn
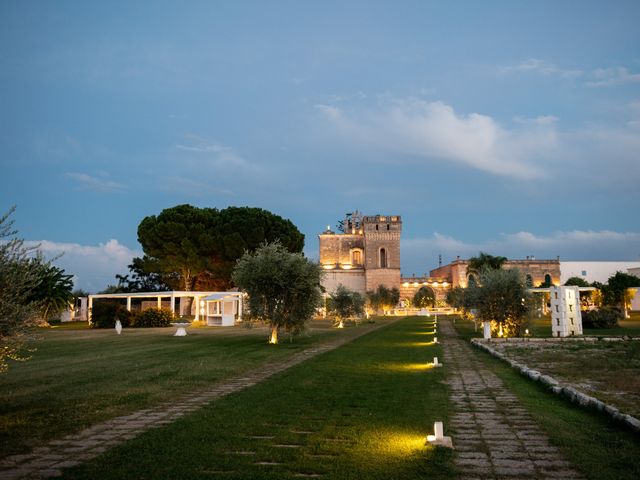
[90,301,131,328]
[130,308,175,328]
[582,307,622,329]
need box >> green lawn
[454,312,640,338]
[524,312,640,337]
[453,317,640,480]
[61,316,454,480]
[0,320,352,458]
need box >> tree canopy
[28,263,74,322]
[564,276,590,287]
[136,205,304,291]
[466,252,508,278]
[113,257,171,293]
[231,242,322,344]
[367,285,400,313]
[1,207,73,371]
[328,285,365,328]
[466,268,530,337]
[601,271,639,318]
[413,286,436,308]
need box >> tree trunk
[181,269,194,316]
[269,325,278,344]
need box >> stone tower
[362,214,402,292]
[318,212,401,295]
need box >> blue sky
[1,1,639,291]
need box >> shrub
[582,307,622,329]
[130,308,175,328]
[90,301,131,329]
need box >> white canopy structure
[87,291,244,326]
[201,292,243,326]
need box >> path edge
[471,338,640,433]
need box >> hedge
[582,307,622,329]
[90,301,131,329]
[130,308,175,328]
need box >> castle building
[430,257,562,289]
[319,211,613,309]
[319,211,401,295]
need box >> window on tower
[380,248,387,268]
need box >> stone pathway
[441,319,585,479]
[0,321,395,480]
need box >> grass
[453,311,640,338]
[0,319,357,458]
[489,340,640,418]
[453,317,640,480]
[61,316,454,480]
[525,312,640,337]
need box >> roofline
[88,291,241,299]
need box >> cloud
[513,115,558,126]
[500,59,640,88]
[176,135,255,171]
[65,172,126,192]
[499,59,582,78]
[586,67,640,87]
[315,99,558,179]
[402,230,640,272]
[315,96,640,189]
[25,239,141,293]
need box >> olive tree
[413,286,435,309]
[366,285,400,315]
[446,286,480,330]
[0,208,44,371]
[467,268,530,337]
[328,285,365,328]
[232,242,322,344]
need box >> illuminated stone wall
[318,232,364,267]
[362,215,402,292]
[321,270,366,295]
[399,277,450,303]
[430,258,561,288]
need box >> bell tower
[362,215,402,292]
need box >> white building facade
[560,261,640,284]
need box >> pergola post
[88,296,93,322]
[170,295,175,314]
[157,296,162,309]
[194,296,199,321]
[126,297,132,311]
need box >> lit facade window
[351,249,363,266]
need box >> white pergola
[87,291,243,324]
